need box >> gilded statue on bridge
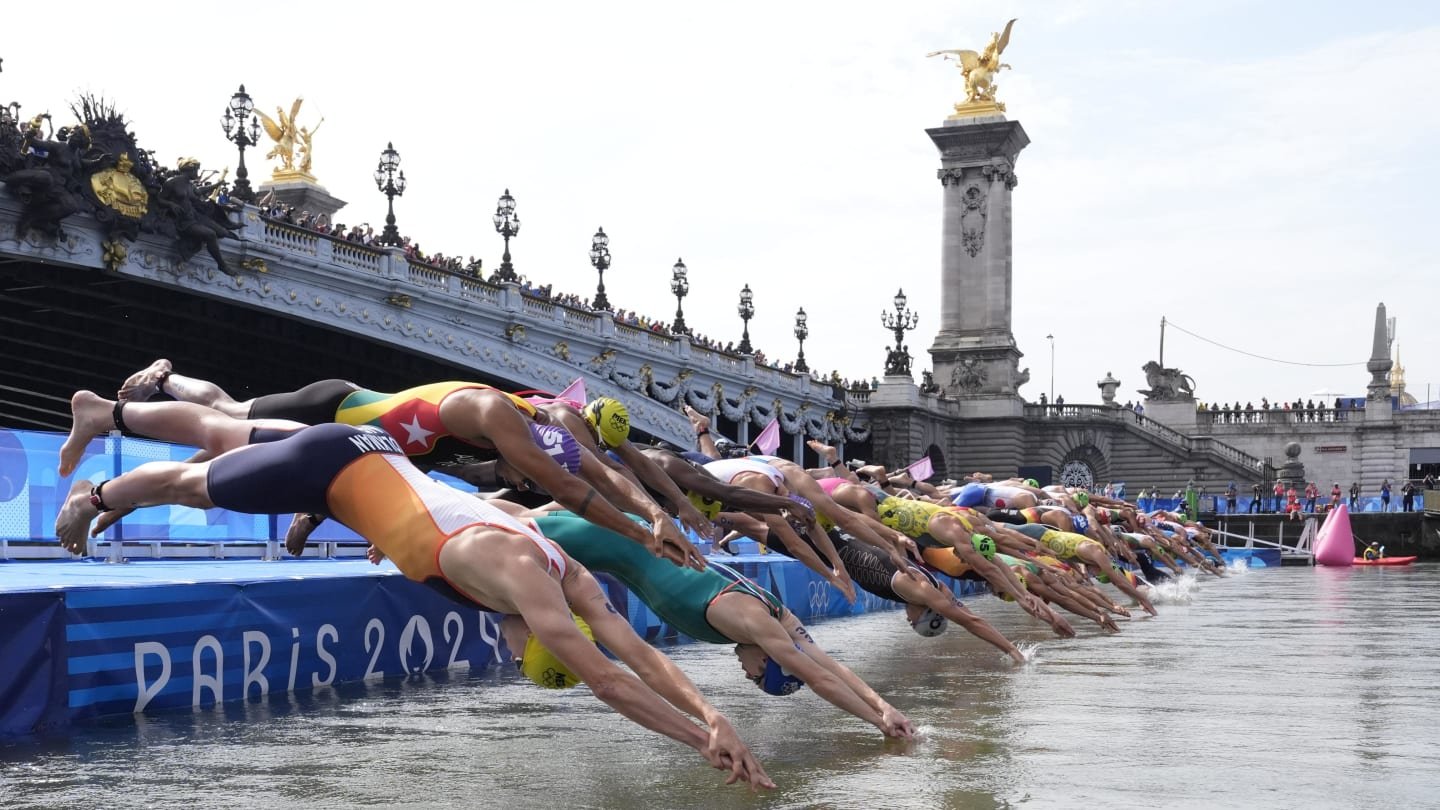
[928,18,1016,118]
[257,97,320,179]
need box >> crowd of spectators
[259,204,827,373]
[1196,397,1360,424]
[263,202,485,276]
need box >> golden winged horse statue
[928,19,1016,108]
[256,97,304,173]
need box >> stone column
[257,175,348,221]
[1366,302,1394,409]
[927,116,1030,408]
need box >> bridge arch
[1058,444,1109,491]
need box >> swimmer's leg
[55,462,213,553]
[117,358,172,402]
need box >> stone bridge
[0,188,868,455]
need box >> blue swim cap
[952,482,986,508]
[754,646,806,696]
[528,423,582,475]
[1071,514,1090,534]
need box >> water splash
[1147,571,1202,604]
[911,724,936,742]
[1227,558,1254,576]
[1016,642,1039,665]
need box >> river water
[4,564,1440,809]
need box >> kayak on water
[1352,556,1418,566]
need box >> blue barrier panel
[1,547,1023,734]
[58,573,502,726]
[0,592,69,735]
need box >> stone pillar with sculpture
[254,96,347,220]
[1097,371,1120,406]
[1137,360,1199,429]
[925,20,1030,414]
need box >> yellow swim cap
[583,397,630,448]
[999,569,1028,602]
[519,614,595,689]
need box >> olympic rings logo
[807,581,828,618]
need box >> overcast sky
[5,1,1437,406]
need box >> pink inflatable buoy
[1313,504,1355,567]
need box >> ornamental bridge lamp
[372,142,407,247]
[671,259,690,334]
[737,284,755,354]
[794,307,810,373]
[493,188,521,283]
[589,227,611,310]
[220,85,261,203]
[881,288,919,376]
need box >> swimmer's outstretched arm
[573,445,704,570]
[643,450,802,518]
[564,569,773,790]
[711,598,911,739]
[774,610,914,739]
[505,564,733,774]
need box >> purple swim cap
[528,423,582,475]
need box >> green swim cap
[1025,478,1040,488]
[1073,491,1090,508]
[970,533,996,560]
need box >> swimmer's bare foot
[285,512,319,557]
[58,390,115,478]
[117,358,172,402]
[55,479,99,555]
[91,505,136,537]
[805,439,838,464]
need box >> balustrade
[262,220,319,255]
[522,295,556,318]
[615,322,677,353]
[459,277,501,306]
[1203,408,1358,426]
[406,260,449,290]
[331,240,384,274]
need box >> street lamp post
[372,142,407,247]
[219,84,260,203]
[794,307,810,373]
[737,284,755,354]
[1046,333,1055,404]
[880,288,919,376]
[670,259,690,334]
[492,188,521,283]
[589,227,611,310]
